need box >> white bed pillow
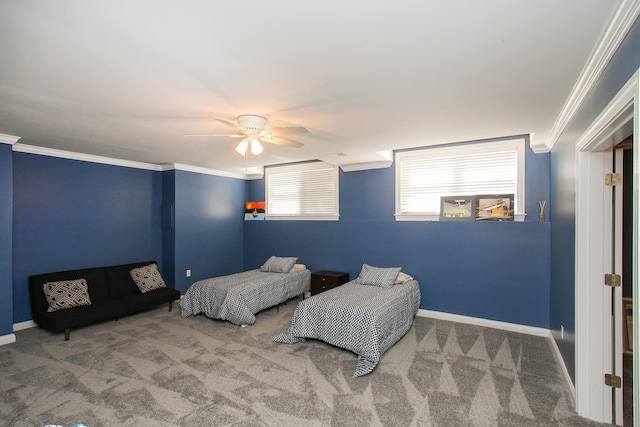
[395,272,414,284]
[355,263,401,287]
[289,263,307,273]
[260,256,298,273]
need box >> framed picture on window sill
[475,194,514,221]
[440,196,475,221]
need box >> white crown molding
[11,144,259,179]
[0,133,21,145]
[575,69,637,151]
[164,163,256,179]
[535,0,640,153]
[339,160,393,172]
[13,144,162,170]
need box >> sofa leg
[168,301,173,312]
[64,328,70,341]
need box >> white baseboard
[0,333,16,346]
[13,320,37,332]
[417,309,550,337]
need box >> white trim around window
[395,137,526,221]
[265,161,339,221]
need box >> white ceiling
[0,1,627,177]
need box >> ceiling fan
[185,114,308,155]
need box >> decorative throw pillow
[260,256,298,273]
[289,263,307,273]
[356,263,401,287]
[43,279,92,312]
[395,272,414,284]
[130,263,167,293]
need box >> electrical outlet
[561,325,564,339]
[186,269,191,277]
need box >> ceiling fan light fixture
[250,139,263,155]
[235,139,249,155]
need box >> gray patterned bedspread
[180,269,311,326]
[273,279,421,377]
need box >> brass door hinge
[604,273,621,287]
[605,173,622,186]
[605,373,622,388]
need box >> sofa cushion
[125,287,181,313]
[130,263,167,293]
[36,299,130,333]
[43,279,92,312]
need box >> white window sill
[395,213,526,222]
[265,215,339,221]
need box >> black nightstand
[310,270,349,296]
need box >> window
[395,137,525,221]
[265,162,339,220]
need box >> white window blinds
[395,138,525,220]
[265,162,339,220]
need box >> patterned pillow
[260,256,298,273]
[130,263,167,293]
[43,279,92,312]
[355,263,401,287]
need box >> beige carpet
[0,297,613,426]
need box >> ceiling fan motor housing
[237,114,267,132]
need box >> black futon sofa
[29,260,180,341]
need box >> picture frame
[474,194,514,221]
[440,196,475,221]
[244,201,265,220]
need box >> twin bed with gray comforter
[181,256,311,326]
[273,264,421,377]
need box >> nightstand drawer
[311,270,349,295]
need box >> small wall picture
[244,201,265,220]
[475,194,514,221]
[440,196,475,221]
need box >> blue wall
[12,153,164,322]
[8,138,551,330]
[549,16,640,382]
[7,134,552,331]
[168,170,246,293]
[245,140,551,328]
[0,143,13,336]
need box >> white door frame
[575,70,638,424]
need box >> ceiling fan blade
[269,136,304,148]
[269,125,309,135]
[214,117,239,129]
[184,134,243,138]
